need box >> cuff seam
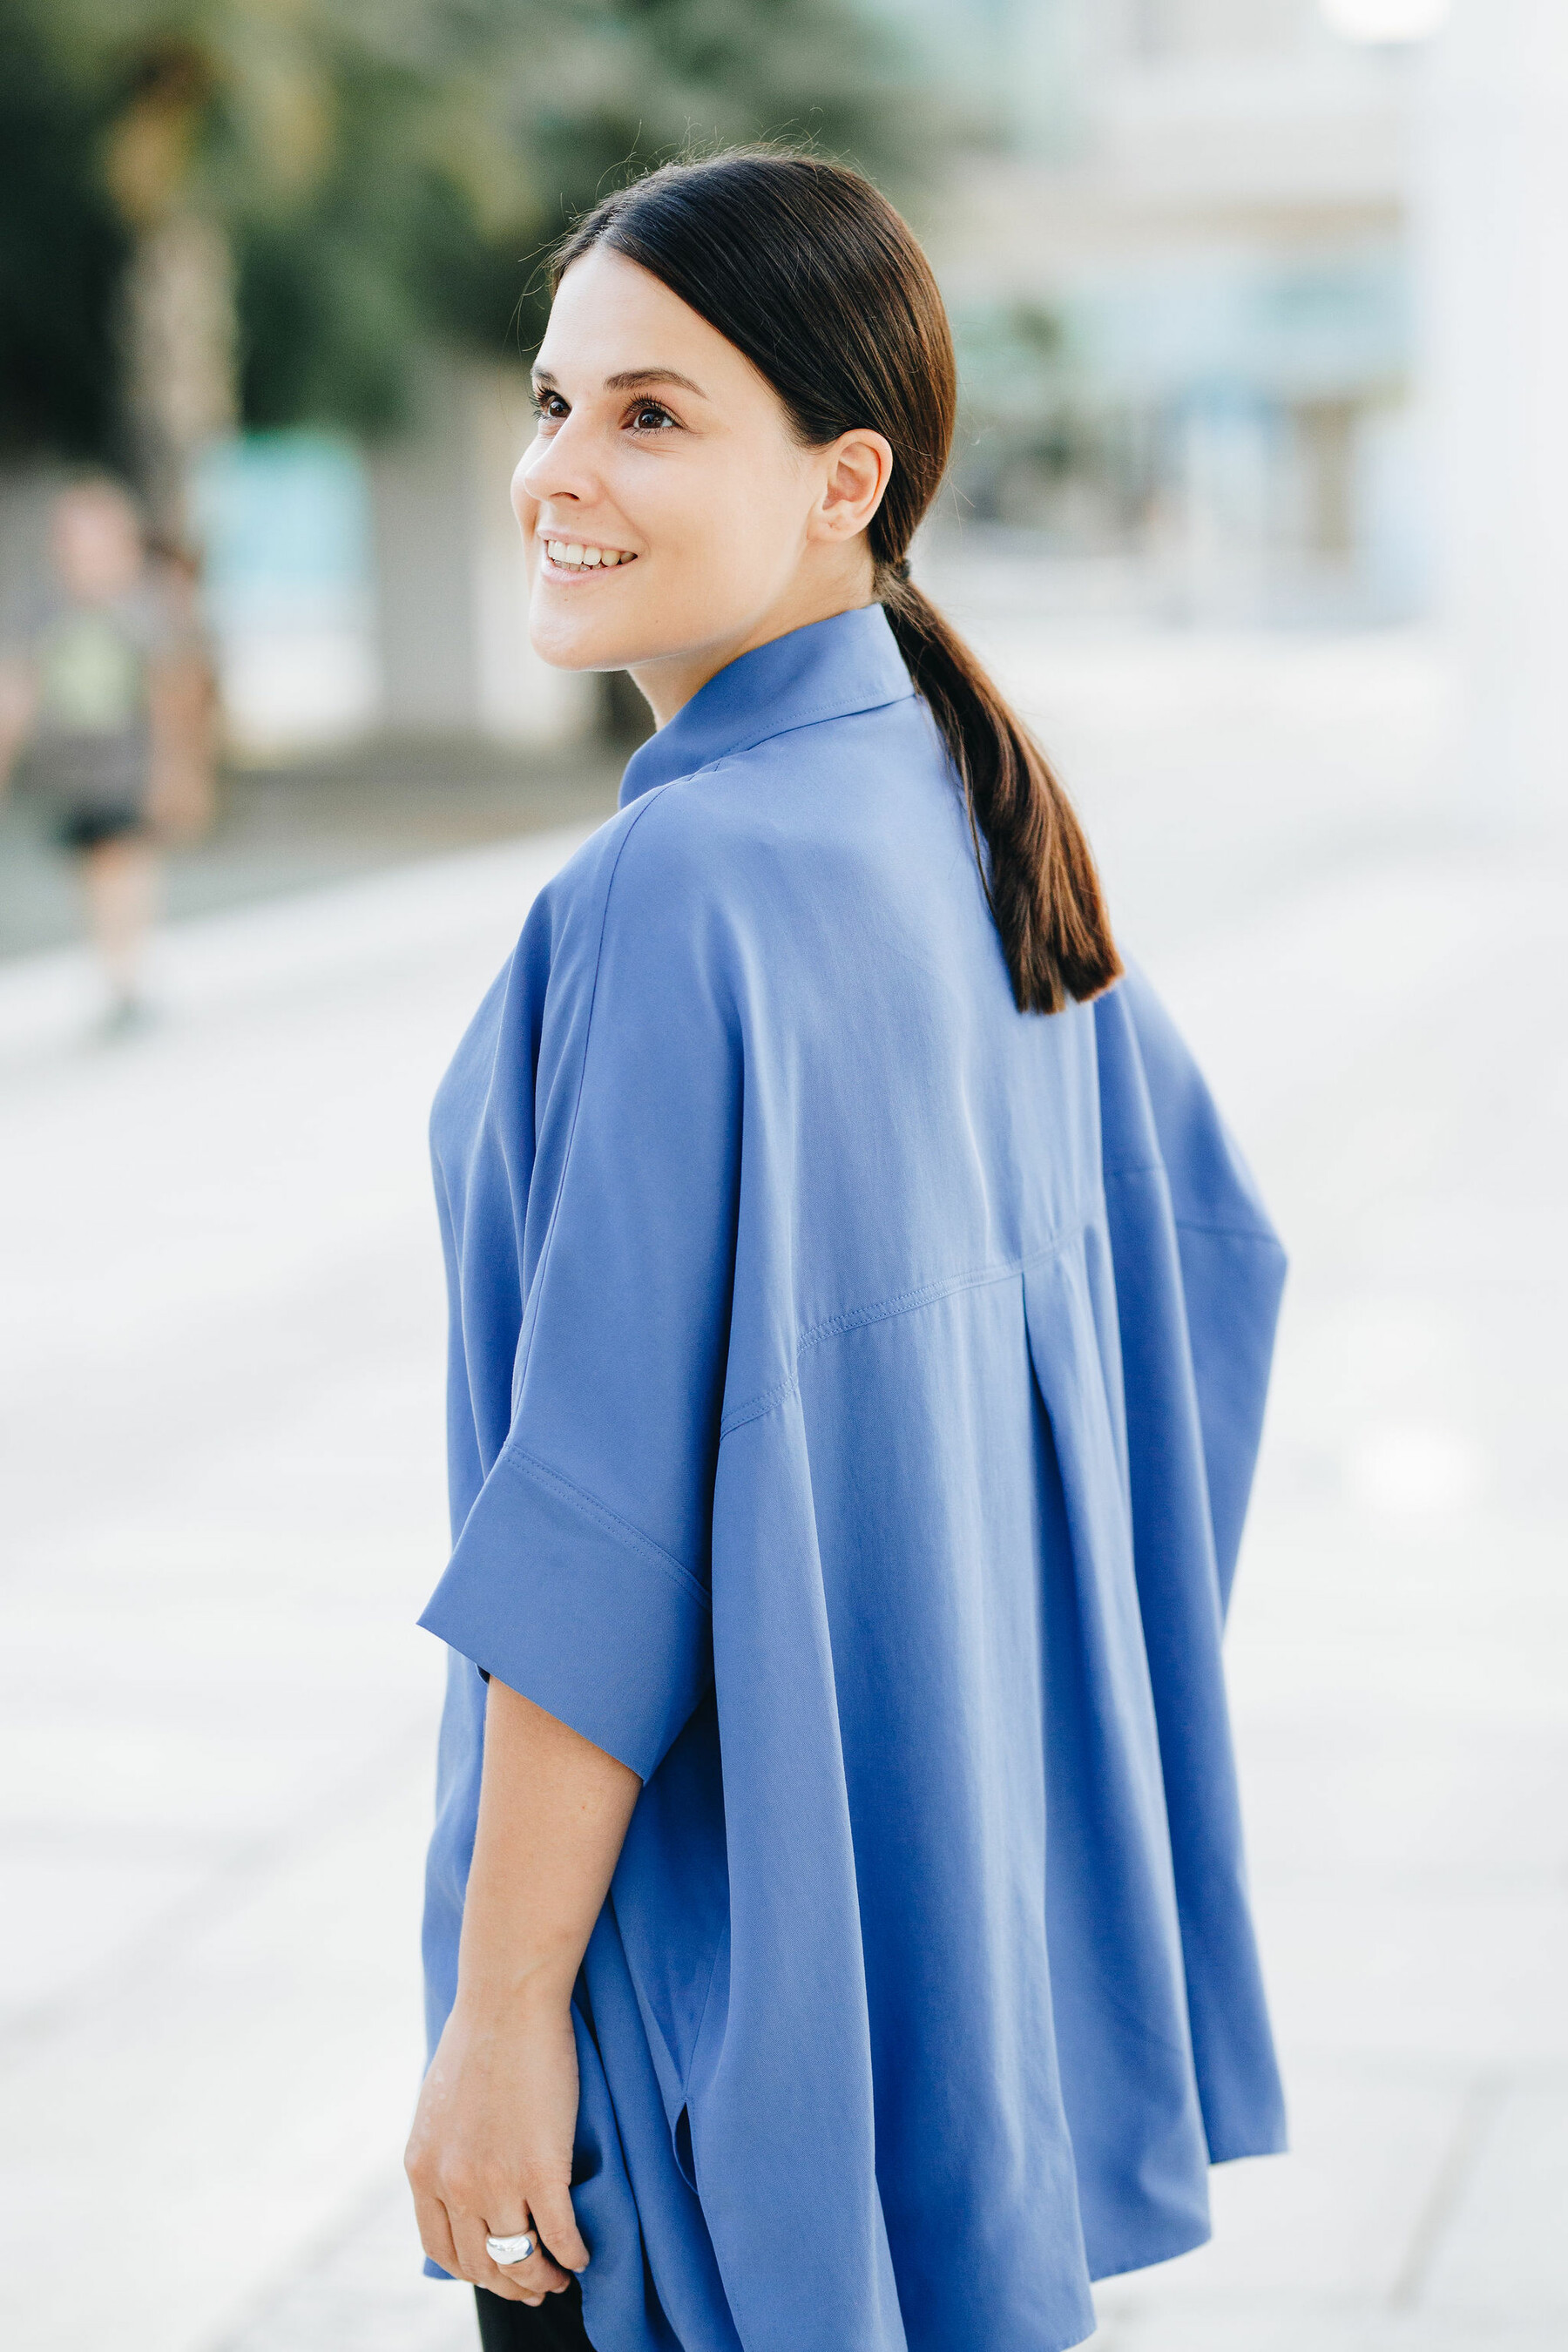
[493,1443,712,1615]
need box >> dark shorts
[475,2281,596,2350]
[55,803,149,854]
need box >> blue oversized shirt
[419,605,1287,2352]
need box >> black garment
[475,2281,595,2350]
[56,801,147,853]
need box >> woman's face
[513,246,892,723]
[52,485,143,603]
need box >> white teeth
[544,539,633,568]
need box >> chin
[527,603,631,672]
[528,623,605,671]
[528,593,685,676]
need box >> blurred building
[189,362,594,760]
[184,0,1434,756]
[909,0,1426,620]
[367,360,593,752]
[193,433,382,753]
[1420,0,1568,814]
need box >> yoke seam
[720,1228,1083,1441]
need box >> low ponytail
[553,150,1123,1015]
[877,569,1120,1013]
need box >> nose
[514,409,598,516]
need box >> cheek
[523,443,808,667]
[648,456,796,596]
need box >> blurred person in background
[0,476,215,1033]
[405,152,1287,2352]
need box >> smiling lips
[542,537,637,570]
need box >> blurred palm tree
[0,0,938,532]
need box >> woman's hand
[404,1679,640,2303]
[406,1985,591,2306]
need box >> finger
[451,2213,512,2295]
[529,2178,592,2275]
[472,2203,554,2304]
[456,2210,569,2305]
[485,2220,572,2302]
[410,2189,460,2281]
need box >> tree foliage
[0,0,941,458]
[0,12,131,460]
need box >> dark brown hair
[552,151,1120,1015]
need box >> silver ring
[485,2230,537,2266]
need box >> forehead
[537,245,766,404]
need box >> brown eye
[630,402,677,433]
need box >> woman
[406,152,1286,2352]
[0,479,213,1033]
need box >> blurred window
[1129,0,1317,57]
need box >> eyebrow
[531,365,708,399]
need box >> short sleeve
[419,801,742,1780]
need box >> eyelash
[531,393,679,436]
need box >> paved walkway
[0,622,1563,2351]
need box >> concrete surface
[0,615,1563,2351]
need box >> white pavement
[1,619,1564,2352]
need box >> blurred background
[2,3,1565,2349]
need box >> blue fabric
[419,605,1287,2352]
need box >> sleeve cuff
[418,1445,713,1781]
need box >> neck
[629,554,876,729]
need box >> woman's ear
[812,429,895,547]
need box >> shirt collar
[618,604,916,807]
